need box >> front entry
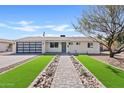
[61,42,66,53]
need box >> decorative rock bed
[71,56,104,88]
[32,55,59,88]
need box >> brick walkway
[51,55,84,88]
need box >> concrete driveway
[0,55,36,69]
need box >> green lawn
[0,55,53,88]
[76,55,124,88]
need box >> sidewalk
[51,55,84,88]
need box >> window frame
[54,42,59,48]
[76,42,80,45]
[50,42,59,48]
[69,42,73,45]
[16,42,42,53]
[87,42,93,48]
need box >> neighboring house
[0,35,100,54]
[0,39,14,52]
[12,35,100,54]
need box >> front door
[61,42,66,53]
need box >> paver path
[51,55,84,88]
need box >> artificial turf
[0,55,53,88]
[76,55,124,88]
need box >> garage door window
[16,42,42,53]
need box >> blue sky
[0,5,91,40]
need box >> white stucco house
[0,35,100,54]
[0,39,14,52]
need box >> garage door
[16,42,42,53]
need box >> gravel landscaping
[32,55,59,88]
[76,55,124,88]
[71,56,104,88]
[92,52,124,70]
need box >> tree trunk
[109,50,115,58]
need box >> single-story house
[0,35,100,54]
[0,39,14,52]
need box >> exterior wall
[12,43,16,53]
[86,42,100,54]
[67,41,100,54]
[14,37,100,54]
[45,42,62,53]
[0,43,10,52]
[42,41,45,53]
[44,41,100,54]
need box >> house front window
[50,42,58,48]
[69,42,73,45]
[87,42,93,48]
[76,42,80,45]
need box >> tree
[74,5,124,57]
[117,32,124,44]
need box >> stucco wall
[45,42,62,53]
[12,43,16,53]
[13,40,100,54]
[0,43,10,52]
[67,42,100,54]
[45,41,100,54]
